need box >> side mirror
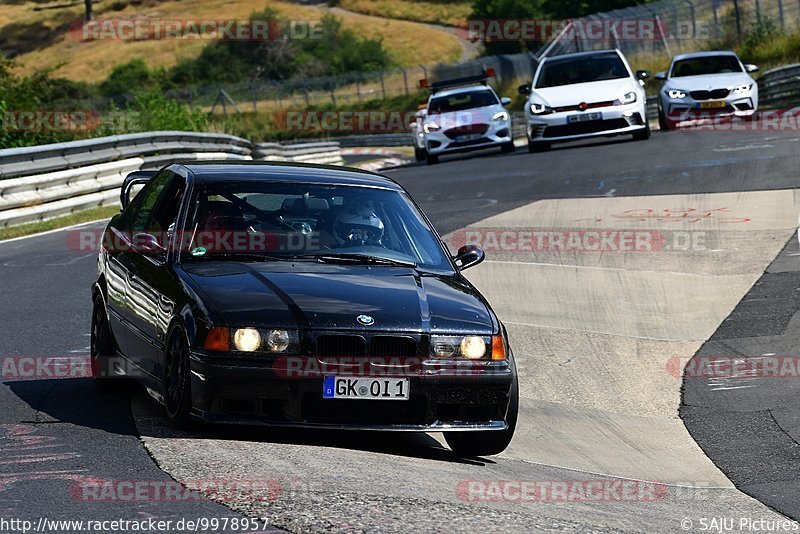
[745,64,759,73]
[636,70,650,80]
[500,96,512,105]
[453,244,485,271]
[654,71,667,81]
[131,233,165,256]
[517,83,531,95]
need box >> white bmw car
[520,49,650,152]
[655,51,759,130]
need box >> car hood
[664,73,753,90]
[183,262,496,334]
[531,78,637,107]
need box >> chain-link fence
[536,0,799,59]
[153,53,537,116]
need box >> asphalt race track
[3,128,800,532]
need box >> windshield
[671,55,743,77]
[535,52,629,88]
[180,181,453,271]
[428,90,498,113]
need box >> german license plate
[323,376,410,400]
[457,133,482,142]
[699,101,726,109]
[567,112,602,123]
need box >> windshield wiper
[309,253,417,268]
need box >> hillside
[2,0,464,82]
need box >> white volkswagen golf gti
[520,49,650,152]
[655,51,759,130]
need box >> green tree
[471,0,543,54]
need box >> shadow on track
[132,392,494,466]
[5,377,138,435]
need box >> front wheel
[90,294,117,391]
[426,153,439,165]
[633,122,650,141]
[164,325,194,429]
[527,140,550,153]
[658,108,668,131]
[444,358,519,457]
[414,146,427,161]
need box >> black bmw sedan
[91,161,518,456]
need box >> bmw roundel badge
[357,314,375,326]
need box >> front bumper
[527,102,646,143]
[663,93,758,122]
[188,352,514,431]
[426,120,512,156]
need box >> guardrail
[0,132,344,228]
[757,64,800,109]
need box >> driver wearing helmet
[333,205,385,247]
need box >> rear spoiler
[120,170,157,211]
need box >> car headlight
[668,89,687,99]
[222,327,297,353]
[733,83,752,95]
[233,328,261,352]
[266,329,290,352]
[491,110,510,121]
[460,336,486,359]
[430,335,506,360]
[423,122,441,133]
[615,91,637,105]
[529,103,553,115]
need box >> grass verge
[338,0,471,27]
[0,205,118,241]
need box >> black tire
[658,108,668,131]
[90,294,117,391]
[633,122,651,141]
[501,142,515,153]
[163,325,194,429]
[527,140,550,153]
[426,153,439,165]
[444,356,519,457]
[414,147,427,162]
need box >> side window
[121,170,173,234]
[149,176,186,236]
